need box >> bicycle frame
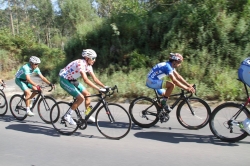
[67,86,118,122]
[153,88,194,110]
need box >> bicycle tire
[129,96,159,128]
[9,94,27,120]
[209,102,249,142]
[0,93,8,116]
[96,103,131,139]
[176,97,211,130]
[50,101,79,135]
[37,96,57,124]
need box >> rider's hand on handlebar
[99,88,107,93]
[36,85,41,91]
[186,86,195,93]
[49,83,55,89]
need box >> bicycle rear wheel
[96,103,131,139]
[37,96,56,124]
[50,101,79,135]
[176,97,211,130]
[9,94,27,120]
[209,102,249,142]
[129,97,159,128]
[0,93,8,116]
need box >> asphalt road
[1,78,250,166]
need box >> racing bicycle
[0,81,8,116]
[9,85,56,123]
[209,79,250,142]
[129,85,211,129]
[50,85,132,140]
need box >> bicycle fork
[104,102,115,123]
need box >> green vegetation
[0,0,249,101]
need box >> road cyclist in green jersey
[15,56,55,116]
[146,53,196,111]
[59,49,109,125]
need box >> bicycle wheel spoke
[209,102,249,142]
[96,103,131,139]
[50,102,79,135]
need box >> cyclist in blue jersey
[15,56,54,116]
[146,53,195,111]
[238,57,250,134]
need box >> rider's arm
[171,71,195,93]
[26,74,39,87]
[169,73,189,90]
[173,71,192,87]
[88,72,105,88]
[38,74,52,85]
[80,71,100,90]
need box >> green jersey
[15,63,41,80]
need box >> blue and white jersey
[147,61,174,80]
[238,57,250,87]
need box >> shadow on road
[0,115,109,139]
[134,131,250,146]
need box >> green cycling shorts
[15,78,33,91]
[59,76,85,97]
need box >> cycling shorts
[15,78,33,91]
[146,78,166,96]
[59,76,85,97]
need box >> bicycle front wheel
[129,97,159,128]
[209,102,249,142]
[96,103,131,140]
[50,101,79,135]
[0,93,8,116]
[176,97,211,130]
[37,96,57,124]
[9,94,27,120]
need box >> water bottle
[85,105,93,116]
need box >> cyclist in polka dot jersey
[59,49,109,125]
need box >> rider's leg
[161,81,175,112]
[81,89,91,109]
[24,89,32,109]
[163,81,175,97]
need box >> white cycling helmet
[169,53,183,61]
[82,49,97,59]
[29,56,41,64]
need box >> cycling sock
[68,108,74,115]
[26,107,30,111]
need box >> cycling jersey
[15,63,41,80]
[15,63,41,91]
[59,59,92,97]
[238,57,250,87]
[147,61,174,80]
[146,61,174,95]
[59,59,93,80]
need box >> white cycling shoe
[26,110,35,117]
[64,114,76,125]
[87,116,98,124]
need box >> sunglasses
[90,57,96,61]
[33,63,39,65]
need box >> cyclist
[238,57,250,134]
[15,56,54,116]
[146,53,195,111]
[59,49,108,125]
